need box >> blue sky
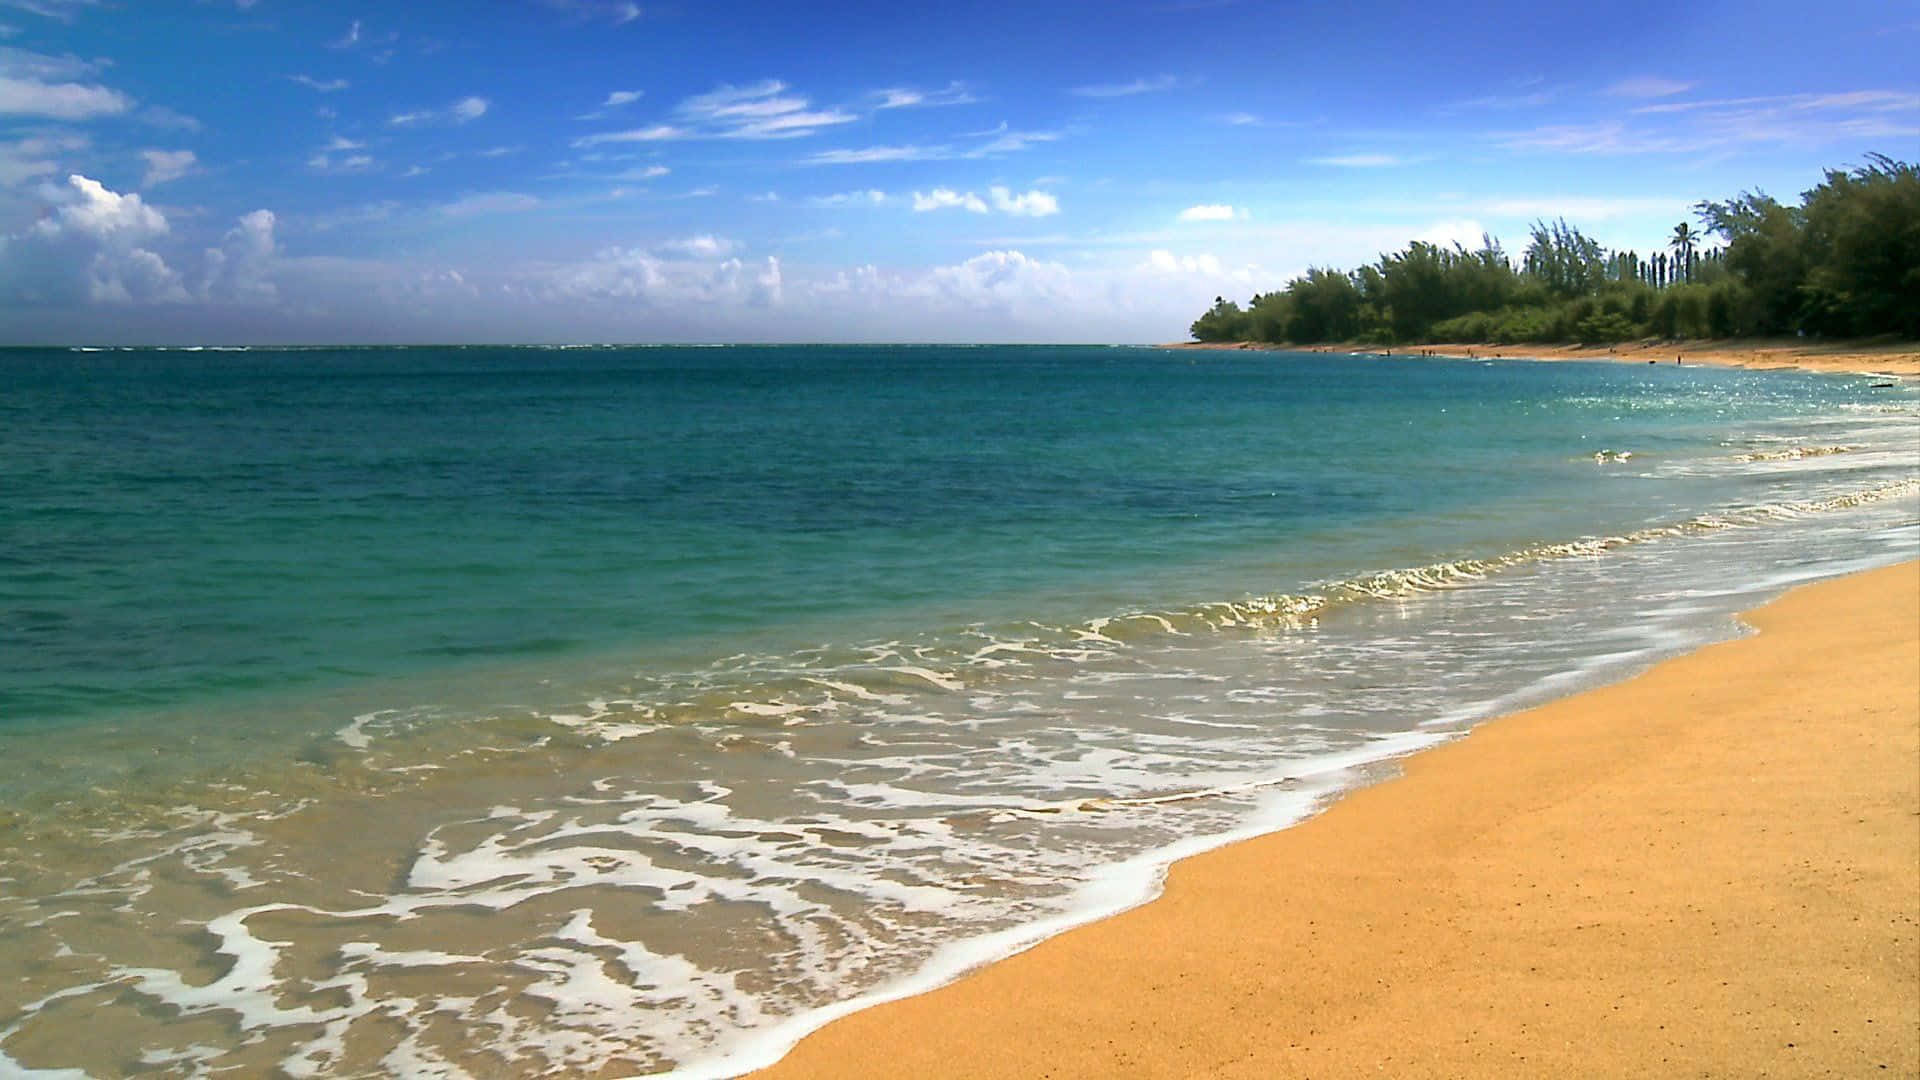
[1,0,1914,343]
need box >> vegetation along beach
[1,2,1915,1077]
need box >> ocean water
[0,344,1914,1077]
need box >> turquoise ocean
[1,345,1915,1076]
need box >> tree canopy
[1191,156,1918,346]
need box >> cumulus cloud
[199,208,277,303]
[921,249,1070,304]
[913,187,989,213]
[1414,219,1491,250]
[908,186,1058,216]
[2,173,186,304]
[1139,250,1232,275]
[808,189,892,207]
[663,233,731,256]
[1176,203,1238,222]
[140,149,196,187]
[988,187,1058,216]
[549,247,781,308]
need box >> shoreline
[1158,337,1920,376]
[743,559,1920,1078]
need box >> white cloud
[33,173,166,240]
[541,0,641,24]
[663,234,731,256]
[549,247,782,308]
[970,126,1059,156]
[1176,204,1238,222]
[139,149,195,187]
[1221,112,1261,126]
[924,249,1074,308]
[199,208,277,303]
[805,144,946,165]
[676,79,856,139]
[989,186,1058,216]
[573,124,685,147]
[1140,250,1227,275]
[603,89,643,107]
[1413,219,1490,250]
[391,95,489,126]
[808,189,892,207]
[1497,88,1920,156]
[0,132,82,187]
[872,82,976,109]
[0,73,131,118]
[803,126,1060,165]
[1069,75,1178,98]
[290,74,349,93]
[0,0,101,20]
[1605,76,1694,99]
[913,187,989,213]
[2,173,185,304]
[577,80,857,144]
[1305,153,1403,167]
[308,135,372,172]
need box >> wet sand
[751,560,1920,1078]
[1161,338,1920,376]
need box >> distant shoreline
[1157,337,1920,376]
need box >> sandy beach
[752,560,1920,1078]
[1161,338,1920,376]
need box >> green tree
[1524,219,1606,298]
[1798,154,1920,337]
[1669,222,1700,284]
[1189,296,1249,342]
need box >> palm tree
[1669,222,1699,285]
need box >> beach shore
[751,560,1920,1078]
[1160,338,1920,376]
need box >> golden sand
[753,561,1920,1078]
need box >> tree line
[1190,155,1919,346]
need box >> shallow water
[0,346,1915,1076]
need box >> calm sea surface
[1,345,1915,1076]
